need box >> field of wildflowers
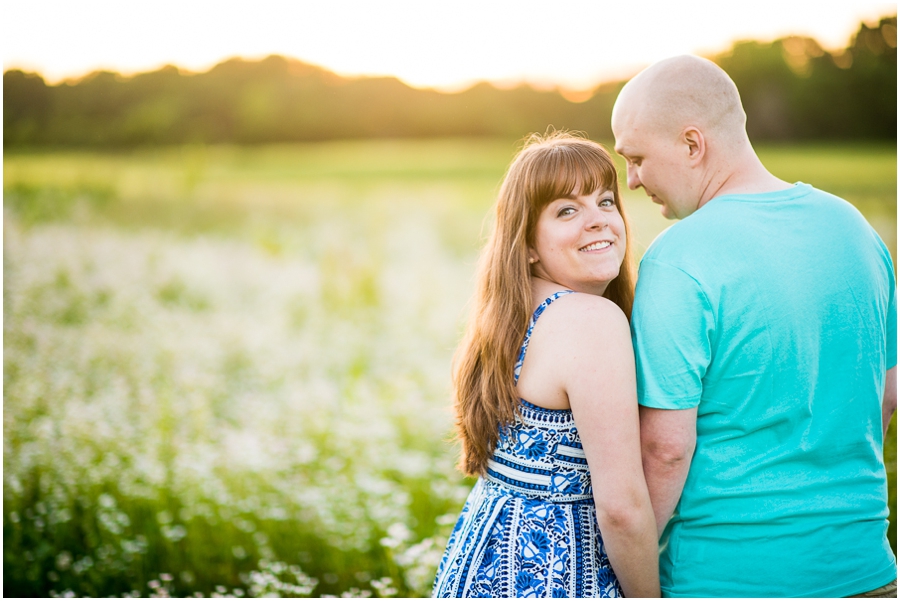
[4,139,896,597]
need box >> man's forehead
[611,102,647,150]
[612,124,641,155]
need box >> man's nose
[626,164,641,190]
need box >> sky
[3,0,897,91]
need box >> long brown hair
[453,131,636,476]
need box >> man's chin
[655,199,690,220]
[659,205,678,220]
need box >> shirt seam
[705,181,813,205]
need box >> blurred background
[4,1,896,597]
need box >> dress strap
[514,290,576,384]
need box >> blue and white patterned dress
[433,291,623,598]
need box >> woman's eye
[599,198,614,207]
[557,207,576,217]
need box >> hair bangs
[540,144,615,200]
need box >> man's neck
[697,148,793,210]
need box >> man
[611,55,897,597]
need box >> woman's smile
[579,240,614,252]
[530,186,627,296]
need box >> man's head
[611,55,747,219]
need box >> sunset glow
[4,0,897,90]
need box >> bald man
[612,55,897,598]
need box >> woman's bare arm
[546,295,660,598]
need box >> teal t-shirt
[632,183,897,597]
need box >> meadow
[4,138,896,597]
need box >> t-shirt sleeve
[631,259,715,409]
[887,269,896,370]
[876,230,897,370]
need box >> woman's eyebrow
[558,188,610,201]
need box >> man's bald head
[613,55,747,147]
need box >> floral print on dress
[515,430,549,460]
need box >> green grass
[5,139,894,258]
[4,138,897,597]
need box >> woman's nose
[586,205,609,229]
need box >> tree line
[4,16,895,147]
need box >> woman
[432,132,659,598]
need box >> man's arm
[640,405,698,537]
[883,366,897,438]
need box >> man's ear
[682,127,705,163]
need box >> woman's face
[529,186,626,296]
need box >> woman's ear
[527,249,539,265]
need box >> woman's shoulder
[535,291,630,345]
[537,290,627,322]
